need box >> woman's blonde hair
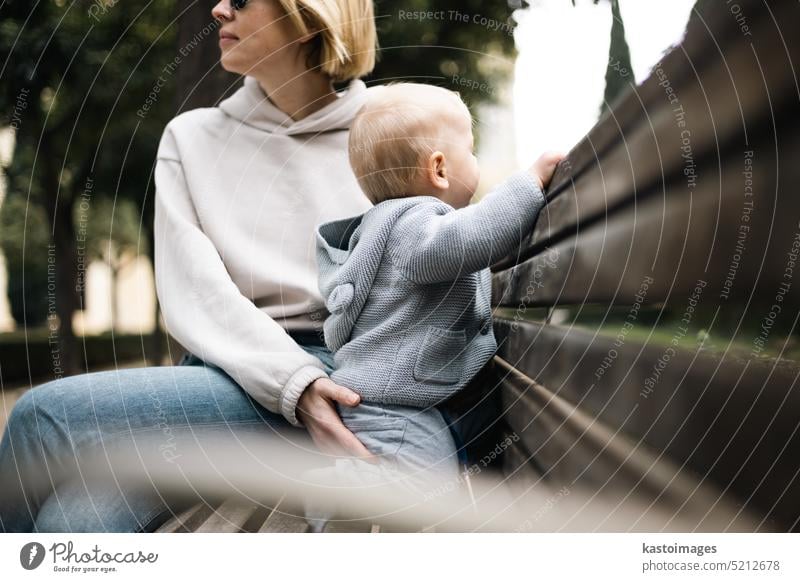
[278,0,377,81]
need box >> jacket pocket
[413,326,466,385]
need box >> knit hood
[316,199,427,351]
[218,76,370,136]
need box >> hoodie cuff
[279,365,330,427]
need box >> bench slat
[494,355,764,532]
[493,318,800,531]
[194,500,263,533]
[257,497,310,533]
[322,519,373,533]
[493,124,800,308]
[157,502,222,533]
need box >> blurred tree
[600,0,635,114]
[0,0,177,372]
[80,198,148,331]
[174,0,241,111]
[0,195,50,327]
[570,0,635,116]
[369,0,525,115]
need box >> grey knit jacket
[316,171,545,407]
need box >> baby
[305,83,562,527]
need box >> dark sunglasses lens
[231,0,247,10]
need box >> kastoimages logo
[20,542,46,570]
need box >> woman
[0,0,404,532]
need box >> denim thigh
[337,402,459,482]
[0,354,319,532]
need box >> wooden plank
[501,434,544,487]
[495,356,765,532]
[156,497,368,533]
[493,121,800,307]
[194,500,262,533]
[257,496,310,533]
[156,504,203,533]
[156,501,221,533]
[240,503,276,533]
[493,318,800,531]
[322,519,372,533]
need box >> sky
[511,0,697,167]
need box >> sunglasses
[231,0,248,9]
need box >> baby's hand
[528,151,566,190]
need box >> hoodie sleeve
[154,123,327,426]
[387,171,546,284]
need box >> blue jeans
[0,334,329,532]
[0,334,488,532]
[304,400,459,530]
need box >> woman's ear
[426,151,449,191]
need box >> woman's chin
[219,53,244,75]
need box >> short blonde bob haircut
[349,83,467,204]
[279,0,377,82]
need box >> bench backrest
[489,0,800,532]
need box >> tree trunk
[143,185,163,366]
[41,138,80,376]
[50,200,80,376]
[110,263,119,332]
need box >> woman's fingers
[332,386,361,407]
[298,377,375,462]
[316,378,361,407]
[325,423,376,461]
[311,409,376,461]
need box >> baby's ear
[427,151,449,191]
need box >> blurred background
[1,0,768,393]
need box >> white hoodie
[154,76,373,426]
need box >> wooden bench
[158,0,800,533]
[158,497,380,533]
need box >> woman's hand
[296,377,376,462]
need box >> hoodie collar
[218,76,368,136]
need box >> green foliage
[79,197,149,267]
[369,0,525,112]
[600,0,635,114]
[1,0,177,343]
[0,0,178,224]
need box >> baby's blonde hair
[349,83,467,204]
[279,0,377,82]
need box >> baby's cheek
[471,167,481,192]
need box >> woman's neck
[253,67,338,121]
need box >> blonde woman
[0,0,463,532]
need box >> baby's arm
[388,152,563,284]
